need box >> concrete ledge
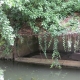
[15,57,80,68]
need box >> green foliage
[0,9,15,45]
[1,0,80,67]
[0,0,15,54]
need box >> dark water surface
[0,60,80,80]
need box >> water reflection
[0,60,80,80]
[0,68,4,80]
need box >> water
[0,60,80,80]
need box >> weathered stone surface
[14,35,39,57]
